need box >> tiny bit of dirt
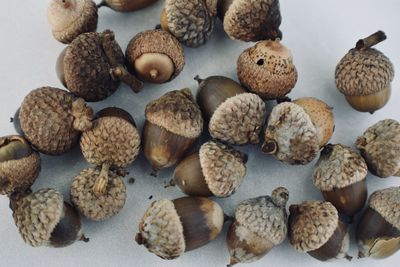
[128,178,135,184]
[148,195,153,200]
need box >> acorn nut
[173,140,247,197]
[97,0,158,12]
[135,197,225,259]
[226,187,289,266]
[335,31,394,113]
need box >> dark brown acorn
[97,0,158,12]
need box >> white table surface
[1,1,399,266]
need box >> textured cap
[335,48,394,96]
[369,187,400,230]
[137,199,185,259]
[289,201,338,252]
[314,144,368,191]
[13,188,64,247]
[199,140,246,197]
[209,93,266,145]
[145,89,203,139]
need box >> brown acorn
[97,0,158,12]
[57,30,143,102]
[173,140,247,197]
[143,89,203,176]
[335,31,394,113]
[135,197,225,259]
[18,87,93,155]
[125,30,185,84]
[226,187,289,266]
[289,200,352,261]
[196,76,266,145]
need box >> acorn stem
[110,65,143,93]
[93,163,111,197]
[261,139,278,154]
[149,69,159,79]
[71,98,93,132]
[194,75,204,84]
[356,31,386,50]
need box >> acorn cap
[290,201,339,252]
[199,140,246,197]
[136,199,185,259]
[209,93,266,145]
[164,0,217,47]
[70,168,126,221]
[368,187,400,231]
[314,144,368,191]
[145,89,203,139]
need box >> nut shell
[369,187,400,231]
[103,0,158,12]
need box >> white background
[0,1,399,266]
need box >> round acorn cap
[199,140,246,197]
[70,168,126,221]
[335,48,394,96]
[209,93,266,145]
[368,187,400,231]
[12,188,64,247]
[145,89,203,139]
[137,199,185,259]
[313,144,368,191]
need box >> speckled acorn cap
[368,187,400,231]
[237,40,297,99]
[356,119,400,178]
[70,168,126,221]
[199,140,246,197]
[145,89,203,139]
[19,87,93,155]
[209,93,266,145]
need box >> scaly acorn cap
[369,187,400,231]
[209,93,266,145]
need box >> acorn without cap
[173,140,247,197]
[357,187,400,259]
[135,197,225,259]
[289,200,352,261]
[262,97,334,165]
[226,187,289,266]
[196,76,266,145]
[97,0,158,12]
[335,31,394,113]
[125,30,185,84]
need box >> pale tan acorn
[97,0,158,12]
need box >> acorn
[262,97,334,165]
[313,144,368,219]
[196,76,266,145]
[125,30,185,84]
[80,107,141,197]
[18,87,93,155]
[135,196,225,259]
[357,186,400,259]
[143,89,203,176]
[226,187,289,266]
[10,188,87,247]
[97,0,158,12]
[217,0,282,42]
[335,31,394,113]
[237,39,298,100]
[47,0,98,44]
[173,140,247,197]
[159,0,217,47]
[289,200,352,261]
[57,30,143,102]
[356,119,400,178]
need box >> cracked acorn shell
[125,29,185,84]
[18,87,93,155]
[57,30,143,102]
[289,200,352,261]
[226,187,289,266]
[237,39,297,100]
[356,119,400,178]
[98,0,158,12]
[196,76,266,145]
[47,0,98,44]
[135,197,225,259]
[173,140,247,197]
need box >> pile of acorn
[1,0,399,265]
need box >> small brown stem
[356,31,386,50]
[194,75,204,84]
[80,234,90,242]
[93,163,111,197]
[71,98,93,132]
[149,69,159,80]
[110,66,143,93]
[261,139,278,154]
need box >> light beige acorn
[226,187,289,266]
[262,97,334,165]
[135,197,225,259]
[289,200,352,261]
[196,76,266,145]
[237,40,297,100]
[97,0,158,12]
[335,31,394,113]
[143,89,203,176]
[125,30,185,84]
[356,119,400,178]
[173,140,247,197]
